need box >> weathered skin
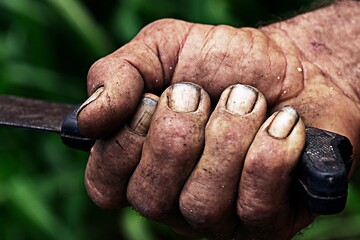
[179,85,267,237]
[127,83,211,222]
[84,94,159,208]
[78,1,360,239]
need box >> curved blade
[0,95,74,133]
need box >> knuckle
[87,57,107,81]
[141,18,182,32]
[153,117,204,155]
[237,199,275,226]
[180,192,220,229]
[127,187,169,221]
[84,148,129,209]
[85,177,118,209]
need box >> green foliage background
[0,0,359,239]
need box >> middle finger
[179,84,267,237]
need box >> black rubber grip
[296,127,353,214]
[60,105,95,151]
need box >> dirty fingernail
[77,86,104,116]
[268,106,299,139]
[129,93,159,135]
[226,85,258,115]
[168,83,200,112]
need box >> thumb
[77,56,145,138]
[77,19,192,138]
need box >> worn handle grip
[295,127,353,214]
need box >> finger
[85,94,159,208]
[127,82,211,222]
[77,60,145,138]
[237,106,306,234]
[179,85,266,238]
[77,19,193,138]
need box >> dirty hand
[77,1,360,239]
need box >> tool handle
[295,127,353,214]
[61,107,353,214]
[60,105,95,151]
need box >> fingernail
[129,94,159,135]
[168,83,200,112]
[268,106,299,139]
[77,86,104,116]
[226,85,258,115]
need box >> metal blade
[0,95,74,133]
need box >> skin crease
[78,1,360,239]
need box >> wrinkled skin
[78,1,360,239]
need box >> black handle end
[296,127,353,215]
[61,105,95,151]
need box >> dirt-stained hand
[78,1,360,239]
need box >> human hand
[78,1,360,239]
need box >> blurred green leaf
[0,61,85,103]
[296,214,360,240]
[186,0,237,25]
[346,183,360,214]
[0,28,26,61]
[0,61,83,101]
[111,0,143,42]
[0,0,50,26]
[5,176,76,240]
[121,208,158,240]
[294,183,360,240]
[45,0,113,57]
